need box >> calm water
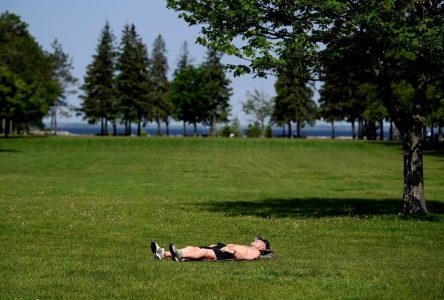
[48,123,391,139]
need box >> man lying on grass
[150,236,274,261]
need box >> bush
[246,122,261,137]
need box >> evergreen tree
[201,48,232,137]
[174,41,193,75]
[48,39,77,135]
[149,35,170,136]
[274,72,317,138]
[170,65,207,136]
[80,21,116,135]
[115,24,150,136]
[171,41,194,135]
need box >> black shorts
[199,243,234,260]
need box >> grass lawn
[0,136,443,299]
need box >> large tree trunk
[287,121,292,138]
[401,125,428,215]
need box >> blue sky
[2,0,278,125]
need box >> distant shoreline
[41,122,391,139]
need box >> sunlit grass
[1,137,443,299]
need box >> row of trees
[0,12,76,137]
[80,22,232,136]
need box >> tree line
[80,22,232,136]
[3,11,443,143]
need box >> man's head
[252,236,270,250]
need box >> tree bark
[166,120,170,137]
[183,121,186,137]
[287,121,291,138]
[330,121,335,139]
[379,119,384,141]
[156,120,161,136]
[351,120,356,140]
[402,126,428,215]
[295,119,301,138]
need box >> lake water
[47,122,392,139]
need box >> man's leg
[180,246,217,260]
[169,243,217,261]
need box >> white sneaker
[169,243,182,262]
[151,241,165,260]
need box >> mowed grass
[0,137,443,299]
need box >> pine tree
[115,24,150,136]
[149,34,170,136]
[80,21,116,135]
[274,72,317,138]
[174,41,193,75]
[171,41,194,135]
[201,48,232,137]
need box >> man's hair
[256,236,270,250]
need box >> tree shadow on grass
[0,149,19,153]
[377,141,444,159]
[196,197,444,219]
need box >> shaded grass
[0,137,443,299]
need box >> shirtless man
[150,236,271,261]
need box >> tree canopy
[166,0,444,215]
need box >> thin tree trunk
[438,126,443,142]
[113,121,117,136]
[295,119,301,138]
[166,121,170,137]
[331,120,335,139]
[379,119,384,140]
[193,122,197,136]
[287,121,291,138]
[358,119,363,139]
[212,114,217,137]
[430,125,434,143]
[51,106,57,135]
[183,121,186,137]
[351,120,356,140]
[137,121,141,136]
[156,119,161,136]
[104,117,108,135]
[389,121,393,140]
[5,118,10,137]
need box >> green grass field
[1,137,443,299]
